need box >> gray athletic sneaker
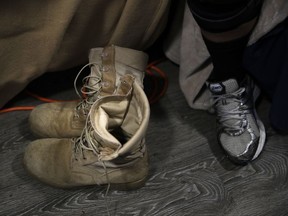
[208,77,266,164]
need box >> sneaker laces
[74,62,103,116]
[212,87,250,132]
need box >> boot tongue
[90,98,127,160]
[208,79,239,95]
[89,77,134,161]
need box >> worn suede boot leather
[24,67,150,189]
[29,45,148,138]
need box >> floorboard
[1,60,288,216]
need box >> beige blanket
[0,0,171,108]
[164,0,288,110]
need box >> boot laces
[72,118,101,160]
[212,87,250,132]
[72,109,119,161]
[74,62,104,116]
[72,114,112,215]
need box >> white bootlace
[73,120,100,160]
[72,115,111,216]
[72,108,119,162]
[74,62,103,116]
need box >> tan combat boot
[29,45,148,138]
[23,69,150,189]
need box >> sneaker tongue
[209,79,239,94]
[210,79,242,132]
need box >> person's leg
[187,0,263,83]
[187,0,266,164]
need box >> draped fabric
[0,0,170,108]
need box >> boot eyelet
[101,52,108,58]
[102,81,110,87]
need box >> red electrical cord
[148,65,168,104]
[0,106,35,114]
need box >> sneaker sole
[252,84,266,161]
[252,117,266,161]
[224,82,266,164]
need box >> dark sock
[204,34,251,83]
[187,0,263,33]
[186,0,263,83]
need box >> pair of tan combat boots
[23,45,150,189]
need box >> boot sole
[23,157,148,190]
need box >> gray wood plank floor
[1,61,288,216]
